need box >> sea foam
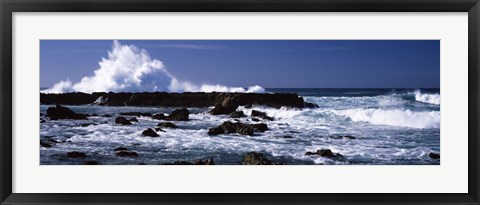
[414,90,440,105]
[336,108,440,129]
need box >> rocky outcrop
[41,92,306,108]
[115,117,132,125]
[207,121,268,136]
[152,113,166,120]
[251,110,274,121]
[46,104,88,120]
[210,105,238,115]
[305,149,344,160]
[165,108,189,121]
[142,128,159,137]
[129,117,139,122]
[242,152,285,165]
[230,111,245,118]
[157,122,177,129]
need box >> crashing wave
[335,108,440,129]
[414,90,440,105]
[41,40,264,94]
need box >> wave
[335,108,440,129]
[414,90,440,105]
[41,40,264,94]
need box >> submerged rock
[102,114,112,118]
[129,117,139,122]
[242,152,285,165]
[142,128,159,137]
[429,152,440,159]
[157,122,177,129]
[40,119,46,123]
[230,111,245,118]
[305,149,344,160]
[165,108,189,121]
[66,151,87,158]
[115,117,132,125]
[116,151,138,157]
[40,141,52,148]
[152,113,166,120]
[46,104,88,120]
[120,112,152,117]
[210,105,238,115]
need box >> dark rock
[304,102,319,108]
[46,104,88,120]
[91,113,98,116]
[429,152,440,159]
[305,149,344,160]
[142,128,159,137]
[210,105,238,115]
[251,118,260,122]
[330,135,356,140]
[157,122,177,129]
[40,141,52,148]
[120,112,152,117]
[102,114,112,117]
[252,123,268,132]
[194,158,215,165]
[41,92,306,108]
[152,113,166,120]
[114,147,128,151]
[129,117,139,122]
[84,160,98,165]
[262,116,274,121]
[208,121,269,136]
[242,152,285,165]
[230,111,245,118]
[138,163,146,165]
[115,117,132,125]
[80,123,96,127]
[154,127,166,132]
[281,135,293,139]
[116,151,138,157]
[251,110,274,121]
[40,119,46,123]
[244,104,253,109]
[66,151,87,158]
[165,108,189,121]
[162,161,193,165]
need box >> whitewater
[40,88,440,165]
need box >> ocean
[40,88,440,165]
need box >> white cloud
[42,41,264,94]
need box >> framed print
[1,0,479,204]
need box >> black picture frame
[1,0,479,204]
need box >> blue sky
[40,40,440,88]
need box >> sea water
[40,88,440,165]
